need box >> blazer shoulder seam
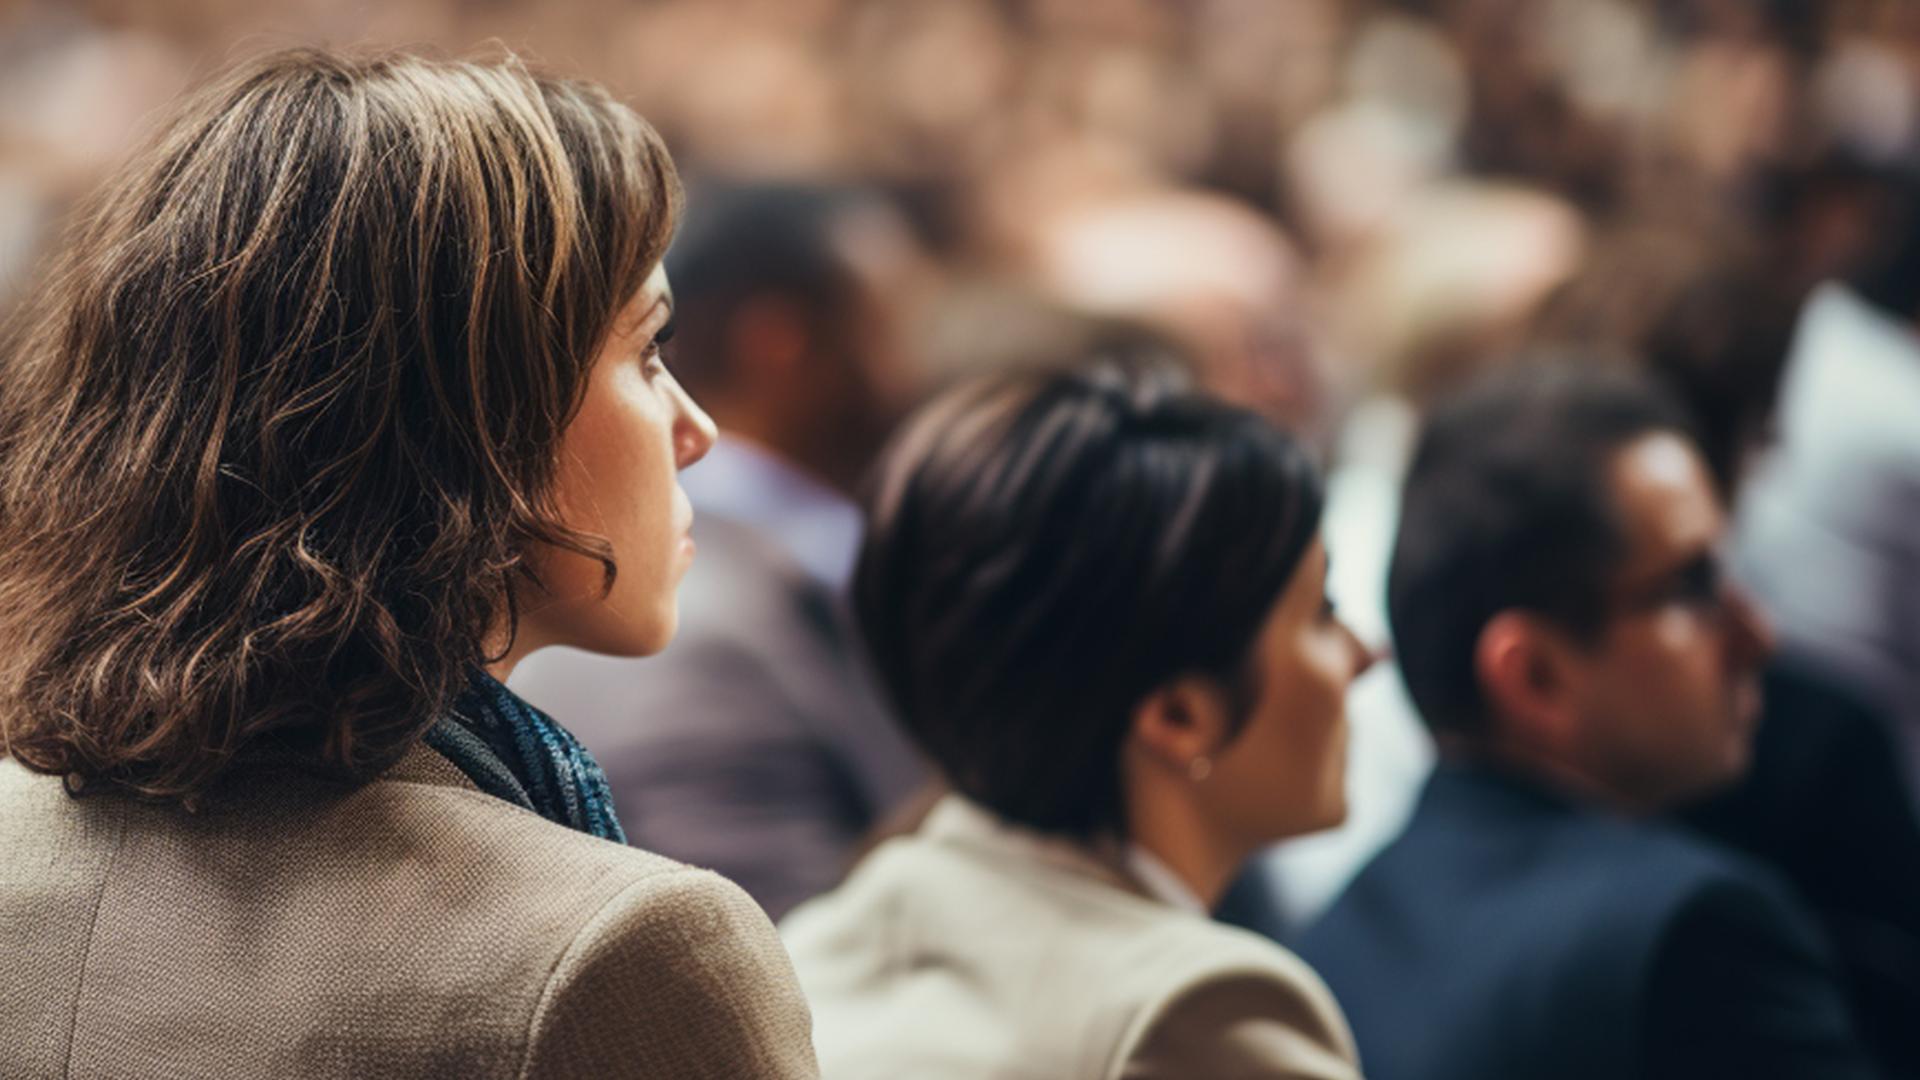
[513,865,729,1080]
[1100,948,1338,1079]
[61,796,131,1080]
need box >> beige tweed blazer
[781,796,1363,1080]
[0,742,819,1079]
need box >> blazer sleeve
[1117,971,1364,1080]
[1642,871,1880,1080]
[518,866,820,1080]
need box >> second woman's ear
[1126,675,1236,776]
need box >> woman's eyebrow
[625,292,673,336]
[649,293,675,333]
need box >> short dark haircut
[854,356,1325,838]
[663,180,881,394]
[1388,361,1695,736]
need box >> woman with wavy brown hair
[0,48,816,1078]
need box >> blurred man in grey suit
[512,182,931,918]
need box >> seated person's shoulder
[1632,830,1877,1080]
[1110,917,1361,1080]
[368,772,818,1077]
[520,861,820,1079]
[1514,812,1822,999]
[1562,810,1792,918]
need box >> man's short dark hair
[854,355,1325,838]
[1388,361,1695,736]
[663,180,882,394]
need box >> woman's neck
[1123,782,1250,910]
[481,614,551,686]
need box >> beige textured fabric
[0,742,819,1079]
[781,797,1363,1080]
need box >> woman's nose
[674,381,717,470]
[1344,622,1381,679]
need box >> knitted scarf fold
[424,669,627,843]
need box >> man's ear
[724,294,812,381]
[1128,674,1235,776]
[1473,611,1582,752]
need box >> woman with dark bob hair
[782,357,1374,1078]
[0,49,815,1078]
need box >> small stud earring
[1188,757,1213,782]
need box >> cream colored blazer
[781,797,1362,1079]
[0,744,818,1079]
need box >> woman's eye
[639,315,676,375]
[639,340,669,375]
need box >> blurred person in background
[1294,363,1875,1080]
[1220,179,1589,937]
[1723,172,1920,1075]
[0,49,817,1078]
[1017,188,1335,441]
[783,356,1373,1079]
[511,181,930,919]
[1737,171,1920,813]
[1535,225,1920,1076]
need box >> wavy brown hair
[0,48,681,798]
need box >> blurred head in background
[664,180,930,494]
[1019,189,1332,439]
[1388,362,1774,814]
[855,353,1372,900]
[1530,228,1801,494]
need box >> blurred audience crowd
[7,0,1920,342]
[5,0,1920,1076]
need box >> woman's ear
[1128,674,1235,778]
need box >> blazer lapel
[917,795,1160,903]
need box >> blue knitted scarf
[423,669,627,843]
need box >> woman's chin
[615,614,677,658]
[1282,793,1349,841]
[562,604,678,660]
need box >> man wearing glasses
[1294,363,1877,1080]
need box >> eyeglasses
[1608,549,1733,619]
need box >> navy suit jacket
[1683,662,1920,1077]
[1291,763,1878,1080]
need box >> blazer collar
[918,795,1165,905]
[1422,759,1588,822]
[379,738,483,792]
[197,736,479,813]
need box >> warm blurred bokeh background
[8,0,1920,413]
[11,1,1920,765]
[11,0,1920,888]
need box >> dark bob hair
[854,357,1324,838]
[0,48,681,799]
